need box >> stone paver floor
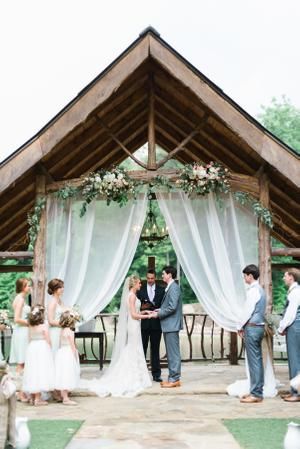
[17,362,297,449]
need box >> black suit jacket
[137,283,165,331]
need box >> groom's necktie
[148,285,155,303]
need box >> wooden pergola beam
[272,263,300,271]
[156,114,209,169]
[97,117,148,170]
[62,110,148,178]
[49,93,148,174]
[147,74,156,170]
[271,248,300,257]
[46,168,259,195]
[0,265,33,273]
[0,251,34,259]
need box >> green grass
[27,420,83,449]
[223,418,300,449]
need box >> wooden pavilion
[0,27,299,313]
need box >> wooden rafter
[156,113,209,169]
[147,73,156,170]
[96,116,148,170]
[62,110,148,178]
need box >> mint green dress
[9,300,30,364]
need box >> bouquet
[0,310,10,328]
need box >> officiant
[137,269,165,382]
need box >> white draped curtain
[156,191,258,332]
[46,194,147,320]
[157,191,277,396]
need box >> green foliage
[271,237,300,312]
[258,95,300,154]
[0,261,31,311]
[233,192,273,228]
[55,185,79,200]
[27,196,46,250]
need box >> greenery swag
[27,162,273,249]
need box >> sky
[1,0,300,162]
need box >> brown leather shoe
[283,395,300,402]
[160,380,181,388]
[280,393,293,399]
[240,395,263,403]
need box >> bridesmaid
[47,278,65,354]
[9,278,31,373]
[9,277,31,402]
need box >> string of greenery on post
[26,162,273,249]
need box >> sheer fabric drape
[46,194,147,320]
[156,190,277,397]
[157,191,258,331]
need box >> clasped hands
[141,310,159,319]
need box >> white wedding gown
[82,296,152,398]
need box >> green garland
[27,163,273,249]
[233,191,273,228]
[27,197,46,250]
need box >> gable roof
[0,27,299,250]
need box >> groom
[152,266,183,388]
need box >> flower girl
[22,305,55,406]
[55,310,80,405]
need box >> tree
[257,96,300,154]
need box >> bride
[85,274,152,397]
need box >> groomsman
[137,270,165,382]
[278,268,300,402]
[152,266,183,388]
[238,264,266,403]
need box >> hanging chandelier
[140,198,169,249]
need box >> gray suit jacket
[158,281,183,333]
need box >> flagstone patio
[17,362,295,449]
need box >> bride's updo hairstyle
[48,278,64,295]
[128,274,140,289]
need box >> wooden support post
[32,175,47,306]
[147,74,156,170]
[258,171,272,312]
[148,256,156,271]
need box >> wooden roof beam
[149,35,300,187]
[61,111,148,179]
[0,251,33,259]
[155,109,251,174]
[96,117,148,169]
[48,94,148,173]
[156,113,209,169]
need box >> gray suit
[158,281,183,382]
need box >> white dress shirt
[147,284,155,303]
[165,279,174,293]
[278,282,300,334]
[237,280,262,330]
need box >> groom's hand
[151,311,159,319]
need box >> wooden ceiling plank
[49,94,148,173]
[61,110,148,179]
